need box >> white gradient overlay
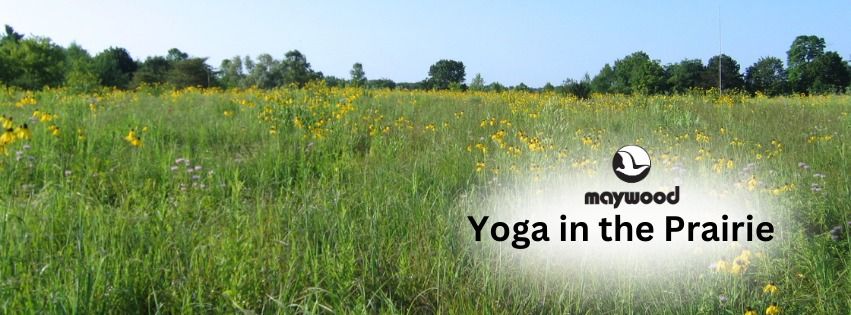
[464,162,781,284]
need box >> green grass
[0,86,848,314]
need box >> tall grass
[0,86,848,314]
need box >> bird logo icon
[612,145,651,183]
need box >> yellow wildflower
[14,124,31,140]
[475,161,486,172]
[1,116,13,129]
[714,260,729,272]
[124,129,142,147]
[763,282,778,294]
[0,128,15,145]
[765,304,780,315]
[48,125,60,137]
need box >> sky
[1,1,849,87]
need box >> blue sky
[1,1,849,86]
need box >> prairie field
[0,85,849,314]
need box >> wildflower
[507,146,521,156]
[475,161,486,172]
[124,129,142,147]
[747,176,759,191]
[798,162,810,170]
[223,110,234,117]
[0,128,15,145]
[713,260,729,272]
[730,262,745,275]
[48,125,60,137]
[765,304,780,315]
[15,95,37,107]
[744,307,757,315]
[763,282,778,294]
[718,294,728,305]
[14,124,31,140]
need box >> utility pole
[718,2,723,95]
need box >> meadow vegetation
[0,85,848,313]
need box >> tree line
[1,25,849,96]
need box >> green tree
[486,82,505,92]
[279,50,322,87]
[349,62,366,87]
[427,59,465,90]
[132,56,172,87]
[561,75,592,99]
[666,59,704,93]
[219,56,246,89]
[0,24,24,83]
[787,35,826,93]
[604,52,666,94]
[94,47,137,88]
[1,25,23,44]
[166,48,189,62]
[787,35,825,68]
[744,57,787,96]
[703,54,744,91]
[64,42,100,92]
[591,64,615,93]
[513,82,530,92]
[469,73,485,91]
[367,79,396,89]
[542,82,555,93]
[244,54,280,89]
[807,52,850,94]
[0,36,66,89]
[323,76,346,87]
[167,57,213,88]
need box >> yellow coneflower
[747,176,759,191]
[475,161,486,172]
[0,128,16,145]
[714,260,729,273]
[124,129,142,147]
[14,124,31,140]
[38,112,55,122]
[48,125,60,137]
[765,304,780,315]
[762,282,778,294]
[1,116,13,129]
